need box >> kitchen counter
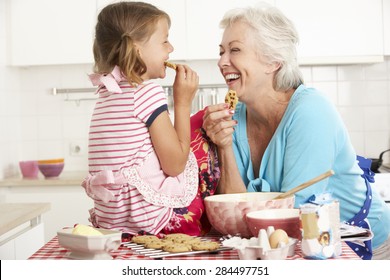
[0,202,50,235]
[0,175,93,243]
[0,202,51,259]
[0,171,85,187]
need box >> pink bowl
[19,160,39,179]
[38,163,64,179]
[204,193,295,238]
[246,208,301,240]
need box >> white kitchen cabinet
[186,0,384,63]
[185,0,274,60]
[9,0,96,66]
[0,223,44,260]
[97,0,187,60]
[384,0,390,55]
[3,185,93,243]
[8,0,386,65]
[275,0,384,64]
[0,203,49,259]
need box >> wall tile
[300,66,312,84]
[58,64,93,88]
[364,131,390,158]
[62,99,95,117]
[348,131,365,156]
[364,62,388,80]
[20,116,38,141]
[337,65,364,81]
[63,115,89,139]
[364,80,388,105]
[37,115,63,140]
[337,81,366,106]
[312,66,337,82]
[37,140,64,160]
[363,106,389,131]
[19,89,39,116]
[63,138,88,172]
[20,140,39,161]
[37,89,63,115]
[387,59,390,80]
[337,107,364,131]
[310,81,338,105]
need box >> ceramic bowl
[57,227,122,260]
[246,208,301,240]
[38,162,64,178]
[204,192,295,238]
[19,160,39,179]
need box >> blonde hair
[220,2,303,91]
[93,1,170,84]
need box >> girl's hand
[203,103,237,148]
[172,64,199,107]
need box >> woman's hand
[202,103,237,148]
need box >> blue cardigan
[232,84,390,249]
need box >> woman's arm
[216,146,247,193]
[203,104,246,193]
[149,65,198,177]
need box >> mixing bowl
[246,208,301,239]
[38,162,64,178]
[204,192,295,237]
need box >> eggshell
[269,229,289,249]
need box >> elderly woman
[202,3,390,259]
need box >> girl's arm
[149,65,198,177]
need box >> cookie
[163,233,194,243]
[224,89,238,110]
[184,238,202,245]
[131,235,159,244]
[144,239,172,249]
[164,61,177,70]
[191,241,220,251]
[163,243,192,253]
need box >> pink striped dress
[82,77,198,235]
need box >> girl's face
[138,18,174,80]
[218,21,274,101]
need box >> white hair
[220,2,304,91]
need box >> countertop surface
[0,172,85,187]
[0,203,51,235]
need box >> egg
[269,229,289,249]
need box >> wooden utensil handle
[276,170,335,199]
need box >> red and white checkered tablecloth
[28,235,361,260]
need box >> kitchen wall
[0,0,22,180]
[0,3,389,178]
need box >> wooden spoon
[275,170,335,199]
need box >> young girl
[82,2,200,236]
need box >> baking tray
[122,238,233,259]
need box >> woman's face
[218,21,273,99]
[138,18,174,80]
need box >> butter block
[72,224,103,236]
